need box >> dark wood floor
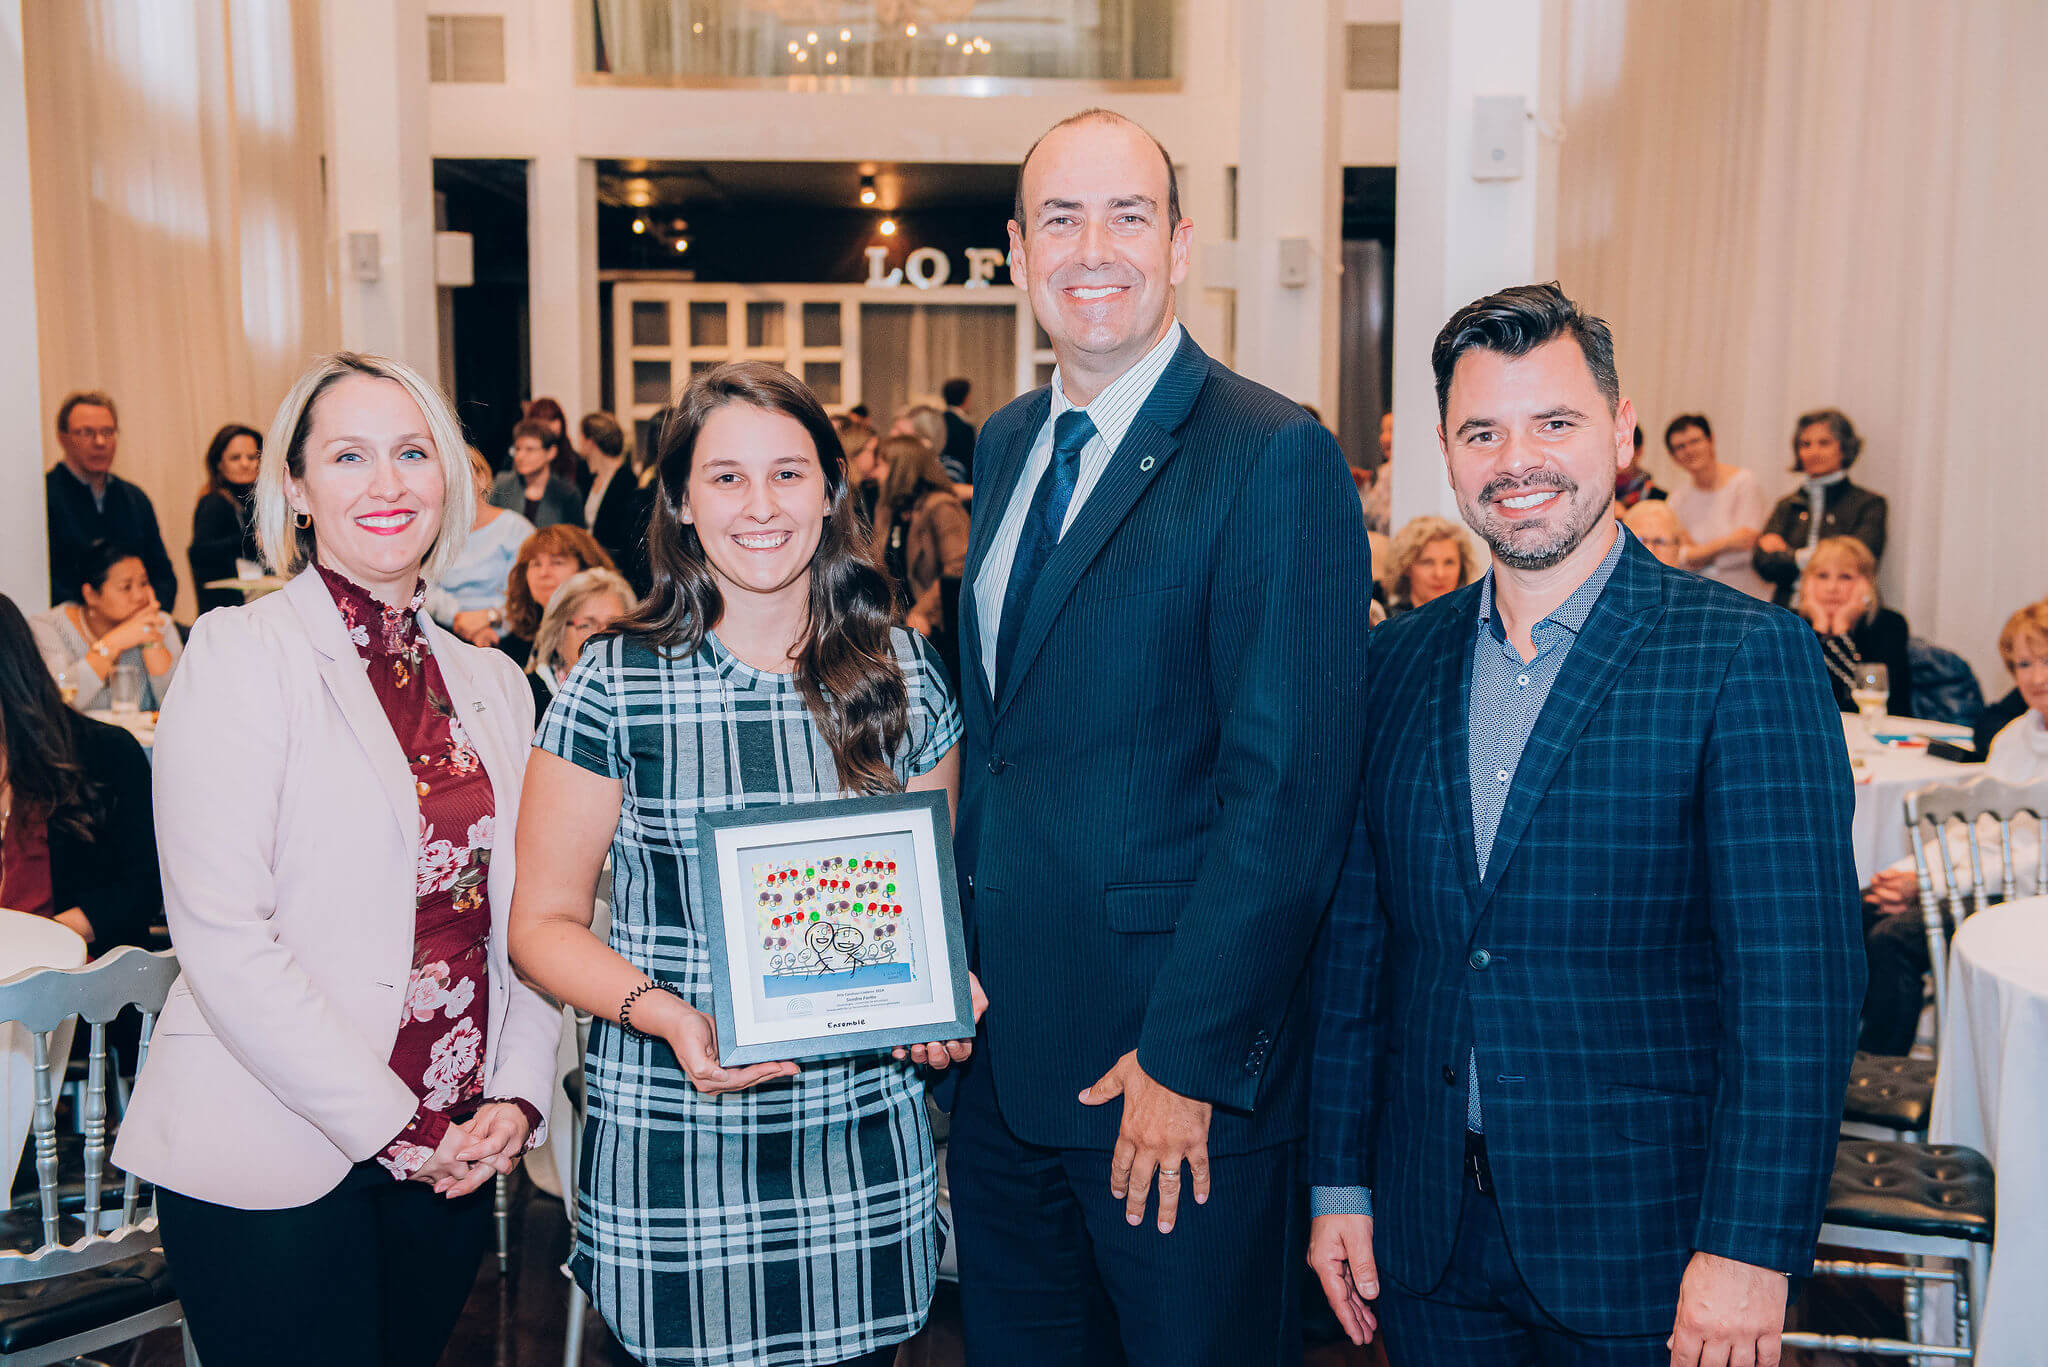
[126,1175,1892,1367]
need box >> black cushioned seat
[1844,1052,1936,1133]
[1825,1141,1994,1242]
[0,1250,173,1354]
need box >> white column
[0,0,45,608]
[528,153,599,416]
[1232,0,1344,412]
[1389,0,1561,529]
[322,0,437,370]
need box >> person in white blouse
[1662,415,1771,599]
[1861,599,2048,1053]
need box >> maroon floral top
[315,567,543,1179]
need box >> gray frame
[697,790,972,1065]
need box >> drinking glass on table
[1852,662,1889,737]
[110,662,145,715]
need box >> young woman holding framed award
[509,361,980,1367]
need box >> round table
[1844,715,1972,884]
[1,908,90,1199]
[1929,896,2048,1365]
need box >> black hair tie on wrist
[618,980,670,1040]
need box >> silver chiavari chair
[0,946,195,1367]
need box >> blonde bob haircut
[530,567,638,678]
[1799,535,1881,628]
[256,352,476,581]
[1996,599,2048,674]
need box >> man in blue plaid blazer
[1307,284,1865,1367]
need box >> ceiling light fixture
[840,28,852,41]
[905,23,917,36]
[796,48,808,61]
[945,32,957,45]
[674,238,690,253]
[879,218,897,236]
[806,30,818,43]
[859,173,877,205]
[825,50,838,64]
[631,217,646,234]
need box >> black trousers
[155,1161,492,1367]
[946,1057,1305,1367]
[1860,899,1965,1056]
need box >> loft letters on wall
[864,245,1008,289]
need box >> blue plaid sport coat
[1308,528,1865,1336]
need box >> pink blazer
[113,569,561,1209]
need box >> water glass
[110,662,145,715]
[1852,662,1889,739]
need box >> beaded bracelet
[618,980,675,1040]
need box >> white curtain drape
[858,301,1017,431]
[26,0,332,620]
[1555,0,2048,689]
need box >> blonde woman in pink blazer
[113,354,561,1367]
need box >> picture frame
[696,790,974,1065]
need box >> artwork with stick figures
[743,835,931,1011]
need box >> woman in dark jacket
[0,593,160,952]
[1753,407,1888,606]
[1799,536,1912,716]
[189,423,265,616]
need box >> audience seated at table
[1381,514,1478,618]
[494,525,616,670]
[1754,407,1888,606]
[30,539,183,712]
[1622,500,1688,567]
[489,419,585,530]
[188,422,265,617]
[0,593,161,952]
[1860,598,2048,1054]
[427,449,534,644]
[45,389,179,615]
[525,567,637,717]
[1799,535,1911,716]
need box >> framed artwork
[696,790,973,1065]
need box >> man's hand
[1307,1213,1379,1346]
[1867,867,1920,915]
[1079,1050,1212,1233]
[1667,1251,1788,1367]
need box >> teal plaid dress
[535,627,961,1366]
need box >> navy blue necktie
[993,409,1096,697]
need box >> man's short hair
[941,377,971,408]
[1664,414,1713,449]
[580,411,625,459]
[1013,109,1181,232]
[56,391,118,435]
[511,418,553,445]
[1430,283,1619,424]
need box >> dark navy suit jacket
[953,330,1371,1155]
[1308,529,1865,1335]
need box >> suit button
[1468,948,1493,970]
[987,752,1007,775]
[1442,1065,1457,1086]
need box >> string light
[787,40,799,53]
[878,218,897,236]
[839,28,852,41]
[825,50,838,65]
[692,21,703,34]
[673,239,690,253]
[806,31,818,43]
[631,218,646,234]
[945,33,958,45]
[905,23,917,36]
[795,48,808,61]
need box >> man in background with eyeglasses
[46,390,179,612]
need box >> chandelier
[747,1,980,25]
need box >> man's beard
[1461,471,1611,572]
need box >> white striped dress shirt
[973,320,1186,691]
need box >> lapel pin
[1139,456,1155,471]
[472,700,486,713]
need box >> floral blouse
[315,567,542,1179]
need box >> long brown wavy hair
[618,362,909,795]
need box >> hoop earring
[294,511,312,530]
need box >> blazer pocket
[1609,1083,1712,1151]
[1103,880,1192,934]
[152,981,208,1038]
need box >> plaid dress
[536,627,960,1366]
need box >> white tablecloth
[1929,897,2048,1366]
[1,909,89,1198]
[1845,715,1972,884]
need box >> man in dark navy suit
[945,109,1371,1366]
[1306,284,1864,1366]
